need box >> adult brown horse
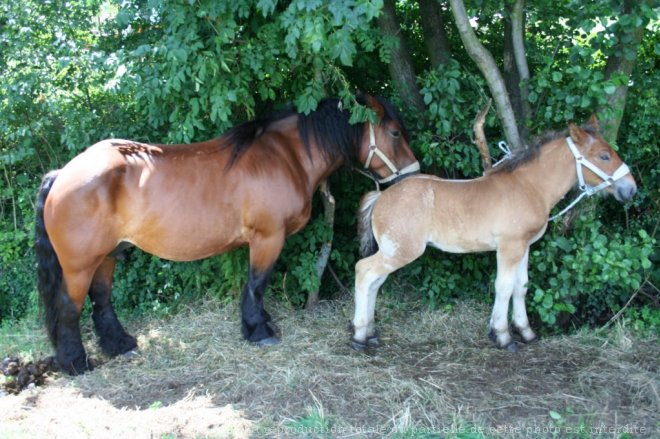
[351,116,636,352]
[35,95,419,375]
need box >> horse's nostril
[617,184,636,201]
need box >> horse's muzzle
[614,179,637,202]
[388,168,420,185]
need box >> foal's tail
[357,191,382,257]
[35,170,62,347]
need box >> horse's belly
[125,234,245,262]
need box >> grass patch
[0,318,50,362]
[1,296,658,438]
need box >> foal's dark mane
[223,95,407,166]
[491,122,599,174]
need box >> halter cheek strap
[550,137,630,221]
[363,124,420,184]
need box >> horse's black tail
[357,191,381,258]
[35,170,62,347]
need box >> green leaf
[604,84,617,95]
[257,0,277,17]
[580,95,591,108]
[528,91,538,103]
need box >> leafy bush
[530,219,654,327]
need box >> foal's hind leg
[353,250,413,349]
[89,257,138,356]
[510,249,537,343]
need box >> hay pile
[1,297,658,438]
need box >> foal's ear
[365,95,386,121]
[586,113,600,131]
[568,122,589,145]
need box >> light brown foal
[352,116,637,351]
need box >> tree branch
[448,0,524,152]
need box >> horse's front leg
[241,231,284,346]
[490,242,529,352]
[511,248,537,343]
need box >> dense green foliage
[1,0,657,334]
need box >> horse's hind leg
[56,266,101,374]
[511,249,537,343]
[89,257,137,356]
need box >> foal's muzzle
[613,179,637,202]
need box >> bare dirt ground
[1,298,658,438]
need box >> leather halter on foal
[550,137,631,221]
[363,124,420,184]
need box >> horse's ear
[587,113,600,131]
[568,122,588,145]
[365,95,385,120]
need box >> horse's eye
[389,130,401,138]
[599,152,611,162]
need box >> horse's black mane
[223,95,407,166]
[491,121,599,174]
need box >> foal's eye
[599,152,611,161]
[389,130,401,138]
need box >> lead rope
[492,141,513,168]
[353,167,381,191]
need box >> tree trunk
[503,18,522,126]
[378,0,426,112]
[508,0,530,143]
[598,0,649,142]
[448,0,525,152]
[418,0,451,68]
[306,180,335,309]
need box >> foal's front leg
[490,243,528,352]
[511,249,537,343]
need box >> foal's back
[370,173,548,254]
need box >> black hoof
[253,336,281,347]
[121,350,139,359]
[243,320,278,342]
[100,333,138,357]
[58,355,95,376]
[367,334,380,348]
[351,338,368,351]
[488,329,497,343]
[504,341,519,352]
[511,326,539,344]
[522,335,538,344]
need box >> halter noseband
[550,136,630,221]
[362,124,420,184]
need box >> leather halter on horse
[550,137,631,221]
[363,124,420,184]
